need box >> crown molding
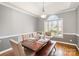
[56,7,77,15]
[0,2,39,18]
[0,2,77,18]
[49,7,77,16]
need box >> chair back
[9,39,25,56]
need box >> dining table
[21,38,50,52]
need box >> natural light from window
[44,15,63,37]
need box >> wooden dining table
[21,39,49,52]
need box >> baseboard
[0,48,14,56]
[56,41,79,51]
[56,41,76,46]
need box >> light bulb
[41,14,46,18]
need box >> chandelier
[41,1,47,18]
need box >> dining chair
[9,39,25,56]
[9,39,36,56]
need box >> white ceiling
[3,2,79,17]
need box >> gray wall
[0,4,37,37]
[0,36,18,51]
[57,10,77,33]
[0,4,37,51]
[37,10,77,33]
[76,7,79,34]
[37,9,79,47]
[36,18,44,31]
[51,34,77,45]
[76,6,79,46]
[0,3,79,51]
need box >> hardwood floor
[50,42,79,56]
[1,41,79,56]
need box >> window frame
[44,15,63,37]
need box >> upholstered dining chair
[9,39,25,56]
[9,39,35,56]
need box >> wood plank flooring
[50,42,79,56]
[1,41,79,56]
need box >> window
[44,15,63,37]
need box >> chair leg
[53,46,56,55]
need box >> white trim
[55,7,77,15]
[49,7,77,15]
[57,41,76,46]
[63,33,76,35]
[0,2,38,18]
[64,33,79,36]
[0,32,37,39]
[63,33,79,51]
[0,34,19,39]
[0,33,78,39]
[0,2,77,18]
[0,33,26,39]
[0,32,79,51]
[75,45,79,51]
[57,41,79,51]
[0,48,13,56]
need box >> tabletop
[21,39,47,52]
